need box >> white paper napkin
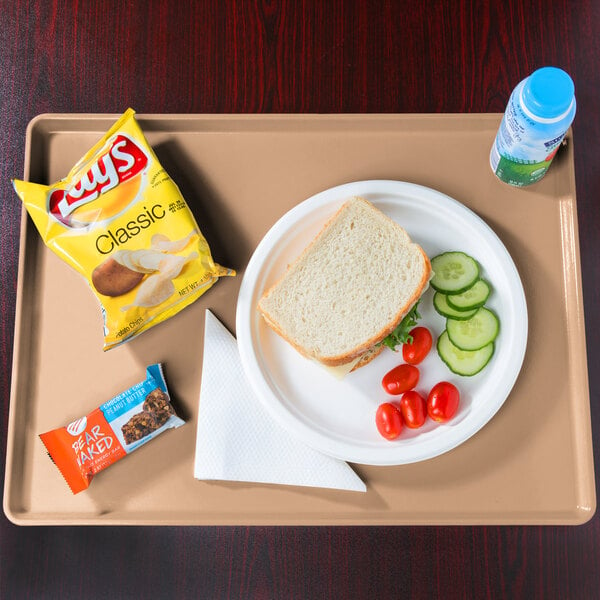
[194,310,366,492]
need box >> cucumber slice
[433,292,478,320]
[437,331,494,376]
[446,307,499,351]
[430,252,479,294]
[446,279,491,311]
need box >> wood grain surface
[1,1,599,598]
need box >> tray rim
[4,112,595,526]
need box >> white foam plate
[236,180,527,465]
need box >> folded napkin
[194,310,366,492]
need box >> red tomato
[402,327,433,365]
[381,364,420,395]
[427,382,460,422]
[375,402,404,440]
[399,391,427,428]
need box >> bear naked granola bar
[39,364,184,494]
[12,108,235,350]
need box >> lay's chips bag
[13,109,234,350]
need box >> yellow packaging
[13,109,234,350]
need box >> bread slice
[258,197,431,369]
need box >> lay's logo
[48,134,149,227]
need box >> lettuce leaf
[379,302,421,351]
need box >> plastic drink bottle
[490,66,576,186]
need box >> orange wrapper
[40,364,183,494]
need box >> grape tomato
[375,403,403,440]
[427,381,460,422]
[402,327,433,365]
[399,391,427,428]
[381,364,420,395]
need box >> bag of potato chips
[13,109,234,350]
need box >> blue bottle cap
[522,67,575,119]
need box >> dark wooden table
[1,1,599,598]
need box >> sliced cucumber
[446,307,499,351]
[430,251,479,294]
[446,279,491,312]
[433,292,478,320]
[437,330,494,376]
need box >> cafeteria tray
[4,113,595,525]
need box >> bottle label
[490,144,555,187]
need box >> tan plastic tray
[4,113,595,525]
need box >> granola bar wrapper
[12,108,234,350]
[39,364,184,494]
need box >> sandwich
[258,197,431,376]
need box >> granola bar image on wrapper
[121,387,176,444]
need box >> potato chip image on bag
[13,109,235,349]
